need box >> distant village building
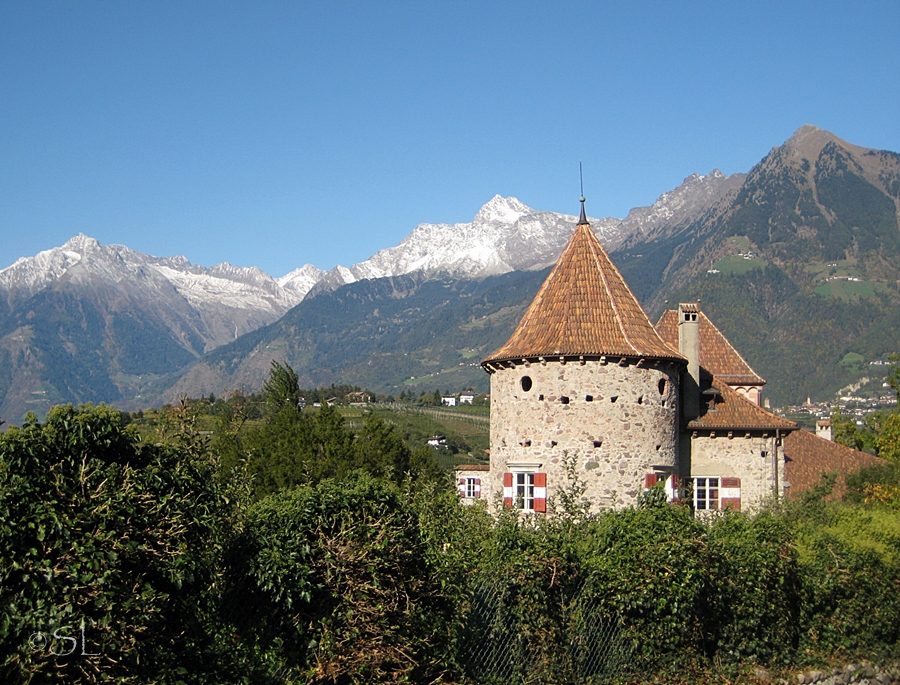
[427,435,447,447]
[459,393,476,405]
[345,390,370,405]
[460,197,881,513]
[441,396,458,407]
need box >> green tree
[876,411,900,463]
[262,360,301,416]
[887,353,900,401]
[353,413,410,477]
[832,408,875,452]
[874,354,900,462]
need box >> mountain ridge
[3,125,898,420]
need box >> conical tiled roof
[483,208,685,365]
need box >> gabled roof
[483,209,685,365]
[655,309,765,386]
[783,429,883,500]
[687,374,796,431]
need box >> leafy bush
[222,474,453,683]
[707,512,801,665]
[0,404,229,684]
[580,502,712,669]
[798,535,900,661]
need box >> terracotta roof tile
[783,429,884,500]
[687,374,796,431]
[656,309,765,386]
[483,221,685,365]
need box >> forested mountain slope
[613,125,900,406]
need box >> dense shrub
[581,502,712,668]
[0,404,230,684]
[706,512,801,665]
[798,535,900,660]
[791,493,900,663]
[5,403,900,682]
[222,474,454,684]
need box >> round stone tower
[481,199,686,511]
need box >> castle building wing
[655,309,765,388]
[483,210,684,366]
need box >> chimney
[678,303,700,420]
[816,420,833,442]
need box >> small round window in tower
[658,378,667,395]
[520,376,533,392]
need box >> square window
[503,471,546,512]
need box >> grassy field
[710,254,767,275]
[814,279,886,301]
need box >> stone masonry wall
[488,358,681,511]
[689,431,786,509]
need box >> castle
[457,198,881,512]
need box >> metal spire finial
[578,162,588,224]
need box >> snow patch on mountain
[314,195,626,293]
[1,179,735,346]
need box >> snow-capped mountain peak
[474,194,530,224]
[307,195,629,295]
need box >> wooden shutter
[644,473,659,488]
[533,472,547,513]
[503,472,513,508]
[720,477,741,510]
[473,478,482,499]
[457,477,466,497]
[666,474,679,502]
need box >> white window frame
[513,471,536,511]
[464,477,479,499]
[694,477,720,510]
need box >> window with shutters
[692,476,741,511]
[515,472,535,509]
[457,477,481,499]
[503,471,547,512]
[644,473,682,503]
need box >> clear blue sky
[2,1,898,277]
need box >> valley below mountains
[2,125,900,422]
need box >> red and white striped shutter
[720,477,741,510]
[666,474,678,502]
[474,478,481,499]
[533,472,547,513]
[503,472,513,508]
[644,473,659,489]
[458,477,466,497]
